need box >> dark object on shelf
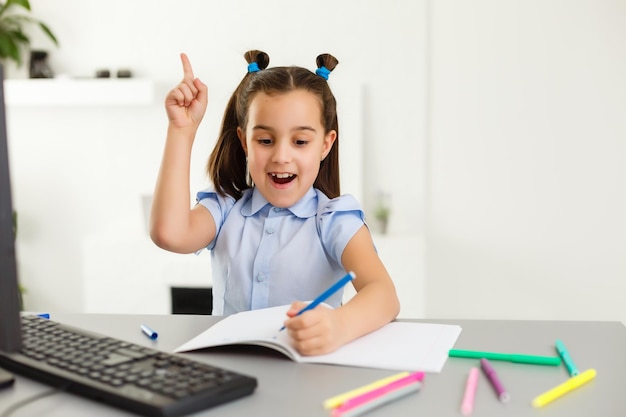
[29,50,54,78]
[171,287,213,315]
[95,69,111,78]
[117,69,132,78]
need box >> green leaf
[0,31,21,64]
[7,0,32,12]
[9,29,28,43]
[39,21,57,45]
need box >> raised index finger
[180,53,195,80]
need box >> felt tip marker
[555,339,579,376]
[279,271,355,332]
[332,380,421,417]
[532,368,596,408]
[449,349,561,366]
[140,324,158,340]
[323,372,410,410]
[480,358,510,403]
[461,367,479,416]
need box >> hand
[283,301,345,356]
[165,53,208,130]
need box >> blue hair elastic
[248,62,260,73]
[315,66,331,80]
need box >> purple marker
[480,358,510,402]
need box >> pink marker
[331,371,424,416]
[461,367,479,415]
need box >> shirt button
[273,207,281,213]
[256,273,265,282]
[266,227,274,235]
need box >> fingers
[167,53,207,108]
[193,77,208,107]
[286,301,309,318]
[176,53,200,105]
[286,313,333,356]
[165,53,208,127]
[180,53,195,80]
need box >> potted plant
[374,191,391,235]
[0,0,58,67]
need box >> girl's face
[238,90,336,208]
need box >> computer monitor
[0,63,23,353]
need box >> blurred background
[5,1,625,323]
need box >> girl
[151,51,399,355]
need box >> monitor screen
[0,63,23,353]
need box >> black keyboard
[0,315,257,416]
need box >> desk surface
[1,313,625,417]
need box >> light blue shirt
[196,187,365,315]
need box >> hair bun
[244,50,270,70]
[316,54,339,72]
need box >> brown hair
[207,50,340,200]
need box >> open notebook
[174,305,462,373]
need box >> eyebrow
[252,125,318,133]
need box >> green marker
[449,349,562,366]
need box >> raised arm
[150,53,215,254]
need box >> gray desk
[1,314,625,416]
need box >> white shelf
[4,78,156,106]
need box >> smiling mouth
[269,172,296,185]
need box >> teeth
[271,173,294,179]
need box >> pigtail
[207,50,270,199]
[315,54,339,80]
[316,54,339,71]
[244,50,270,72]
[313,53,340,197]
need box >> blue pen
[279,271,356,332]
[555,339,579,376]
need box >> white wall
[8,0,425,313]
[8,1,625,323]
[427,1,626,322]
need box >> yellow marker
[532,368,597,408]
[323,372,410,409]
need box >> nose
[271,140,291,164]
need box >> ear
[321,130,337,160]
[237,127,247,155]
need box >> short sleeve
[196,188,236,250]
[317,193,366,265]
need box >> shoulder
[196,187,237,209]
[316,191,365,220]
[196,187,250,225]
[315,190,366,263]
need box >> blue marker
[555,339,579,376]
[279,271,356,332]
[141,324,158,340]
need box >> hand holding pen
[281,272,355,356]
[280,271,355,331]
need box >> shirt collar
[241,187,318,218]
